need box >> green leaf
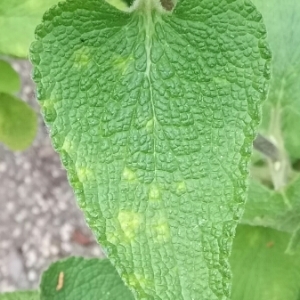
[242,176,300,233]
[0,0,59,57]
[0,93,37,150]
[251,0,300,160]
[0,291,39,300]
[40,257,134,300]
[30,0,270,298]
[0,59,20,93]
[230,225,300,300]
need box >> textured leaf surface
[252,0,300,160]
[0,59,20,93]
[40,257,134,300]
[30,0,270,299]
[0,93,37,150]
[0,291,39,300]
[0,0,59,57]
[230,225,300,300]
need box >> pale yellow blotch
[113,55,134,75]
[146,118,154,132]
[122,167,137,182]
[148,184,161,201]
[151,218,170,243]
[62,138,74,153]
[176,181,187,194]
[41,99,54,110]
[127,273,151,291]
[118,211,142,240]
[213,76,230,85]
[76,167,93,182]
[72,47,91,68]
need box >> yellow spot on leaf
[62,138,73,153]
[149,184,161,201]
[113,55,134,75]
[127,273,151,291]
[176,181,187,194]
[151,218,170,243]
[72,47,91,68]
[56,271,64,291]
[122,167,137,181]
[118,211,142,240]
[146,119,154,132]
[41,99,54,109]
[76,167,93,182]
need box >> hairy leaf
[0,59,20,93]
[230,225,300,300]
[40,257,134,300]
[0,93,37,150]
[30,0,270,298]
[0,291,39,300]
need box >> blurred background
[0,59,104,292]
[0,0,118,292]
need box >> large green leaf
[230,225,300,300]
[30,0,270,298]
[40,257,134,300]
[0,59,20,93]
[0,93,37,150]
[0,291,39,300]
[252,0,300,160]
[0,0,59,57]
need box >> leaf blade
[40,257,134,300]
[230,225,300,300]
[0,291,39,300]
[30,0,270,298]
[0,93,37,150]
[0,59,21,93]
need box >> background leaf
[0,93,37,150]
[230,225,300,300]
[242,176,300,233]
[252,0,300,160]
[0,59,20,93]
[40,257,134,300]
[0,0,59,57]
[30,0,270,298]
[0,291,39,300]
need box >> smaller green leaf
[251,0,300,160]
[242,176,300,233]
[40,257,134,300]
[0,93,37,150]
[0,290,39,300]
[0,0,60,57]
[230,225,300,300]
[0,59,20,94]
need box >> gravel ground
[0,60,104,292]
